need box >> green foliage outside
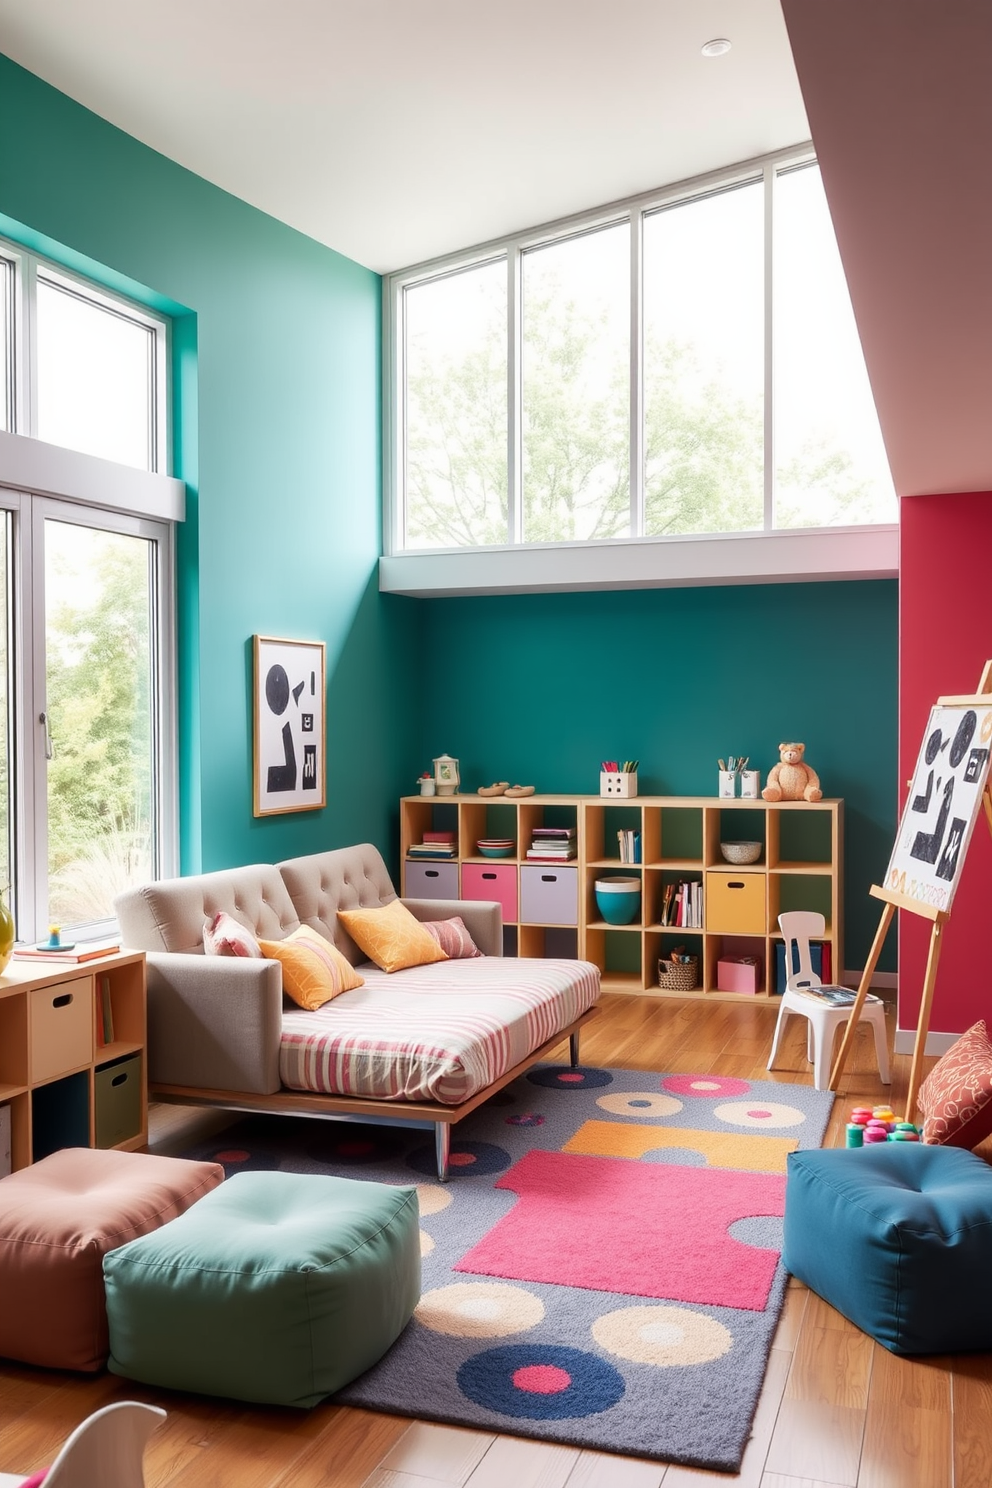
[46,530,152,925]
[406,277,886,547]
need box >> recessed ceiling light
[701,38,732,57]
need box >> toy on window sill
[761,742,822,802]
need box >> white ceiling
[0,0,810,273]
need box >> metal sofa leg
[435,1122,450,1182]
[570,1030,581,1067]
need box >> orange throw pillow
[258,924,364,1010]
[337,900,448,974]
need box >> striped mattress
[279,956,600,1105]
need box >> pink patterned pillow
[422,916,483,959]
[203,911,262,958]
[917,1020,992,1148]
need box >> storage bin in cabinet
[95,1053,143,1149]
[520,865,578,926]
[29,980,93,1084]
[405,861,459,900]
[462,863,518,923]
[705,872,765,935]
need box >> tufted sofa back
[276,844,397,964]
[114,862,302,954]
[114,844,399,963]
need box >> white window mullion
[507,247,522,545]
[629,210,644,538]
[24,495,48,934]
[763,161,775,531]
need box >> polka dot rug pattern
[181,1065,833,1471]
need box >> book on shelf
[529,827,575,838]
[617,829,641,864]
[13,938,121,964]
[422,831,456,844]
[407,842,456,857]
[660,880,701,929]
[99,973,115,1045]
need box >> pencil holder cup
[601,771,638,798]
[718,770,736,799]
[740,770,760,799]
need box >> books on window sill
[617,829,642,864]
[659,880,702,929]
[12,938,121,964]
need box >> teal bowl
[477,844,515,858]
[595,876,641,925]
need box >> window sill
[378,524,899,597]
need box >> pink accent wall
[899,492,992,1035]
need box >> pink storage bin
[461,862,518,924]
[716,957,761,995]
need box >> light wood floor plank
[362,1471,462,1488]
[785,1326,872,1410]
[857,1345,951,1488]
[464,1436,579,1488]
[762,1401,865,1487]
[563,1447,666,1487]
[267,1407,410,1488]
[951,1355,992,1488]
[376,1422,495,1484]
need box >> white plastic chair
[767,911,890,1091]
[0,1402,165,1488]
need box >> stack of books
[407,831,456,860]
[527,827,577,862]
[660,880,702,928]
[617,829,641,864]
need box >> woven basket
[657,956,699,992]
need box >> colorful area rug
[184,1066,833,1471]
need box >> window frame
[0,239,181,943]
[381,143,899,595]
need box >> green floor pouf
[104,1170,421,1406]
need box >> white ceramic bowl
[720,840,762,865]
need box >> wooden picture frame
[253,635,326,816]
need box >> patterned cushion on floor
[916,1020,992,1148]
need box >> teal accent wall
[0,54,421,874]
[417,579,898,969]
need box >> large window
[389,149,896,555]
[0,238,176,943]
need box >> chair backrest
[42,1401,165,1488]
[778,910,827,992]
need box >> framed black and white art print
[253,635,326,816]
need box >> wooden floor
[2,992,988,1488]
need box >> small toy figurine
[47,924,61,949]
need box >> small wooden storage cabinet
[0,951,147,1172]
[400,795,842,1003]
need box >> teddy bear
[762,742,822,802]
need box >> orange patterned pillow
[258,924,364,1010]
[917,1020,992,1148]
[337,900,447,974]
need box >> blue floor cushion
[783,1143,992,1354]
[104,1170,421,1405]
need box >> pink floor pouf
[0,1146,224,1371]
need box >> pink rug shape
[455,1148,785,1311]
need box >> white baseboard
[893,1029,959,1056]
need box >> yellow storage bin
[705,871,766,934]
[29,980,93,1084]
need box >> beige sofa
[114,843,598,1178]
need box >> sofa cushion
[277,844,399,964]
[259,924,364,1010]
[422,916,483,959]
[917,1020,992,1148]
[338,899,448,974]
[116,863,300,954]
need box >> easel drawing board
[830,662,992,1119]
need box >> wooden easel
[830,662,992,1120]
